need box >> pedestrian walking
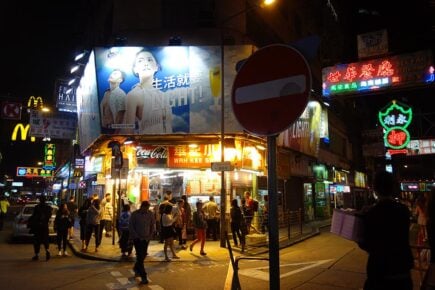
[129,200,156,285]
[0,195,10,231]
[66,196,78,240]
[189,201,207,256]
[118,204,133,258]
[78,196,92,251]
[158,192,174,243]
[174,199,187,249]
[243,191,255,234]
[261,195,269,234]
[427,188,435,263]
[100,193,113,238]
[230,199,246,253]
[54,203,72,256]
[28,196,52,261]
[415,193,428,243]
[181,194,191,244]
[204,196,219,241]
[161,204,180,261]
[84,199,101,253]
[358,171,413,290]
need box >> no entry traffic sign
[231,44,311,136]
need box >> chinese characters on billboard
[322,50,433,96]
[93,46,253,135]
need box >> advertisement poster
[277,101,322,158]
[55,79,77,113]
[29,110,76,140]
[76,51,102,152]
[94,46,253,135]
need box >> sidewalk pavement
[67,219,330,262]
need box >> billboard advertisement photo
[94,46,253,135]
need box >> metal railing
[225,231,269,290]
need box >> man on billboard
[123,49,172,134]
[100,69,127,130]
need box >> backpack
[79,200,91,220]
[119,211,130,230]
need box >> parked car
[12,203,58,238]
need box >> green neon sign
[378,100,412,149]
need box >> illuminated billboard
[93,46,253,135]
[55,79,77,113]
[277,101,322,158]
[322,50,433,96]
[29,110,76,140]
[16,167,53,177]
[407,139,435,155]
[76,51,102,152]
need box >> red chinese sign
[167,145,217,168]
[322,50,433,96]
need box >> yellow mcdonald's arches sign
[27,96,44,109]
[11,123,35,142]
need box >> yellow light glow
[263,0,275,6]
[27,96,43,109]
[11,123,35,142]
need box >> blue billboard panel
[94,46,253,135]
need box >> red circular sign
[231,44,311,136]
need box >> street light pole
[219,28,226,248]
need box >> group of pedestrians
[27,195,77,261]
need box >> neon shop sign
[378,100,412,154]
[322,50,433,96]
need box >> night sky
[1,2,81,103]
[0,2,82,178]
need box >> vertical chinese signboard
[378,100,413,155]
[43,143,56,170]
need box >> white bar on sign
[235,75,306,104]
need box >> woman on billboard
[123,49,172,134]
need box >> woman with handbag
[161,204,180,262]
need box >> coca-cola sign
[136,145,168,167]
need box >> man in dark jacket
[29,196,52,261]
[358,171,413,290]
[129,201,155,285]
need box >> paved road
[0,221,426,290]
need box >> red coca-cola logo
[136,146,167,159]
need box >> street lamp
[219,0,275,248]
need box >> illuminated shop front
[83,136,266,213]
[277,100,330,222]
[330,168,350,209]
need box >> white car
[12,203,58,238]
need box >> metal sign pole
[267,135,280,290]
